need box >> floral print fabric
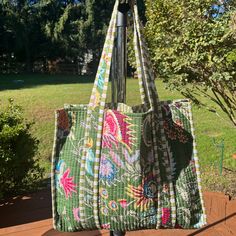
[52,101,206,232]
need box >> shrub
[0,99,42,199]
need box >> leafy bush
[0,99,43,199]
[145,0,236,126]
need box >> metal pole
[117,3,129,103]
[111,3,129,106]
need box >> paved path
[0,189,235,236]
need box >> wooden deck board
[0,189,236,236]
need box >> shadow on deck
[0,189,236,236]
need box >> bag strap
[86,6,156,114]
[132,4,159,110]
[78,0,119,229]
[79,0,175,229]
[132,5,162,227]
[132,3,177,228]
[133,17,151,109]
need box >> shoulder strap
[78,0,119,229]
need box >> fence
[0,58,94,75]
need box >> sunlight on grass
[0,75,235,191]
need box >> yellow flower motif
[101,206,109,216]
[100,188,108,199]
[86,138,93,148]
[90,89,100,110]
[108,200,118,211]
[126,175,158,211]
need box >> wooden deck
[0,189,236,236]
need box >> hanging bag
[51,0,206,232]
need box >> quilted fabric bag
[51,0,206,232]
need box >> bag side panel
[52,107,87,231]
[161,100,206,229]
[98,110,163,231]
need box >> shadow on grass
[0,74,95,91]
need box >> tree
[42,0,117,73]
[39,0,145,73]
[43,1,87,64]
[86,0,116,71]
[0,0,117,74]
[0,0,58,73]
[145,0,236,126]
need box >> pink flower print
[102,110,120,149]
[175,119,183,128]
[179,134,188,143]
[73,207,80,222]
[162,208,171,225]
[60,168,77,199]
[113,110,134,151]
[102,110,135,152]
[110,150,125,168]
[163,120,169,130]
[119,199,128,208]
[102,223,111,229]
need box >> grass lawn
[0,74,236,195]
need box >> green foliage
[145,0,236,126]
[0,0,53,72]
[0,0,116,74]
[0,99,42,199]
[43,1,88,61]
[201,165,236,198]
[0,75,235,195]
[127,0,146,74]
[83,0,116,71]
[230,10,236,38]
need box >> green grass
[1,74,236,194]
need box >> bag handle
[78,0,119,229]
[133,14,153,110]
[79,0,161,228]
[132,2,177,228]
[132,3,160,111]
[131,4,162,228]
[87,4,156,114]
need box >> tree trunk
[24,36,33,73]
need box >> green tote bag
[51,0,207,232]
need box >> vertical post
[117,3,129,103]
[212,138,225,175]
[219,140,224,175]
[111,3,129,106]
